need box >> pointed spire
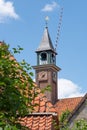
[36,26,55,53]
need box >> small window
[41,52,47,61]
[51,53,55,63]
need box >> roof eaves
[28,112,58,116]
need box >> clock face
[53,71,57,81]
[38,71,47,80]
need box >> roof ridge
[58,96,83,100]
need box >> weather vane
[45,16,49,28]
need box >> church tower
[33,25,60,104]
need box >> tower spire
[36,23,55,53]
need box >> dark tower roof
[36,27,56,53]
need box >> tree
[0,42,38,129]
[72,119,87,130]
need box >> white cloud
[0,0,19,23]
[58,78,84,99]
[41,1,59,12]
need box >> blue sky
[0,0,87,98]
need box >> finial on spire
[45,16,49,28]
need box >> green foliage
[52,119,59,130]
[41,85,51,94]
[59,110,87,130]
[72,119,87,130]
[0,42,36,129]
[60,110,70,123]
[59,110,70,129]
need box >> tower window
[40,52,47,65]
[51,53,55,64]
[41,52,47,61]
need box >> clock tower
[33,25,60,104]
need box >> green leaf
[0,43,38,129]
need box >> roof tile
[32,89,56,113]
[19,88,57,129]
[55,97,82,117]
[19,115,53,130]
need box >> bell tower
[33,25,60,104]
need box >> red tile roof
[19,95,83,130]
[32,90,57,113]
[19,115,53,130]
[54,97,82,117]
[19,89,58,129]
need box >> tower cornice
[33,64,61,72]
